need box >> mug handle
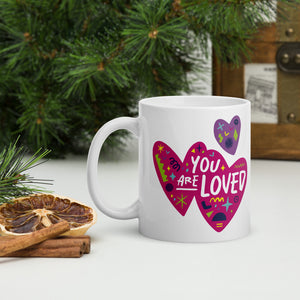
[87,117,139,219]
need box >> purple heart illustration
[214,116,241,155]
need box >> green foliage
[0,137,52,203]
[0,0,299,156]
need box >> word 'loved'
[177,156,246,197]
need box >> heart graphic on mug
[214,116,241,155]
[153,141,247,232]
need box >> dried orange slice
[0,194,96,236]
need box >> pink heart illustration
[214,116,241,155]
[153,141,247,232]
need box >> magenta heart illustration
[153,141,247,232]
[214,116,241,155]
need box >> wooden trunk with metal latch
[213,3,300,160]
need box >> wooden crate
[213,4,300,160]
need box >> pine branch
[0,138,52,204]
[16,81,69,149]
[122,0,190,64]
[54,38,132,100]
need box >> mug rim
[139,95,250,109]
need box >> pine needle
[0,138,52,204]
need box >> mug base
[138,226,250,243]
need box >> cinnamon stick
[4,246,84,258]
[57,236,91,254]
[0,235,91,254]
[0,221,70,257]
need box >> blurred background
[1,0,298,159]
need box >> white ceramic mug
[87,95,251,242]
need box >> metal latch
[276,42,300,73]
